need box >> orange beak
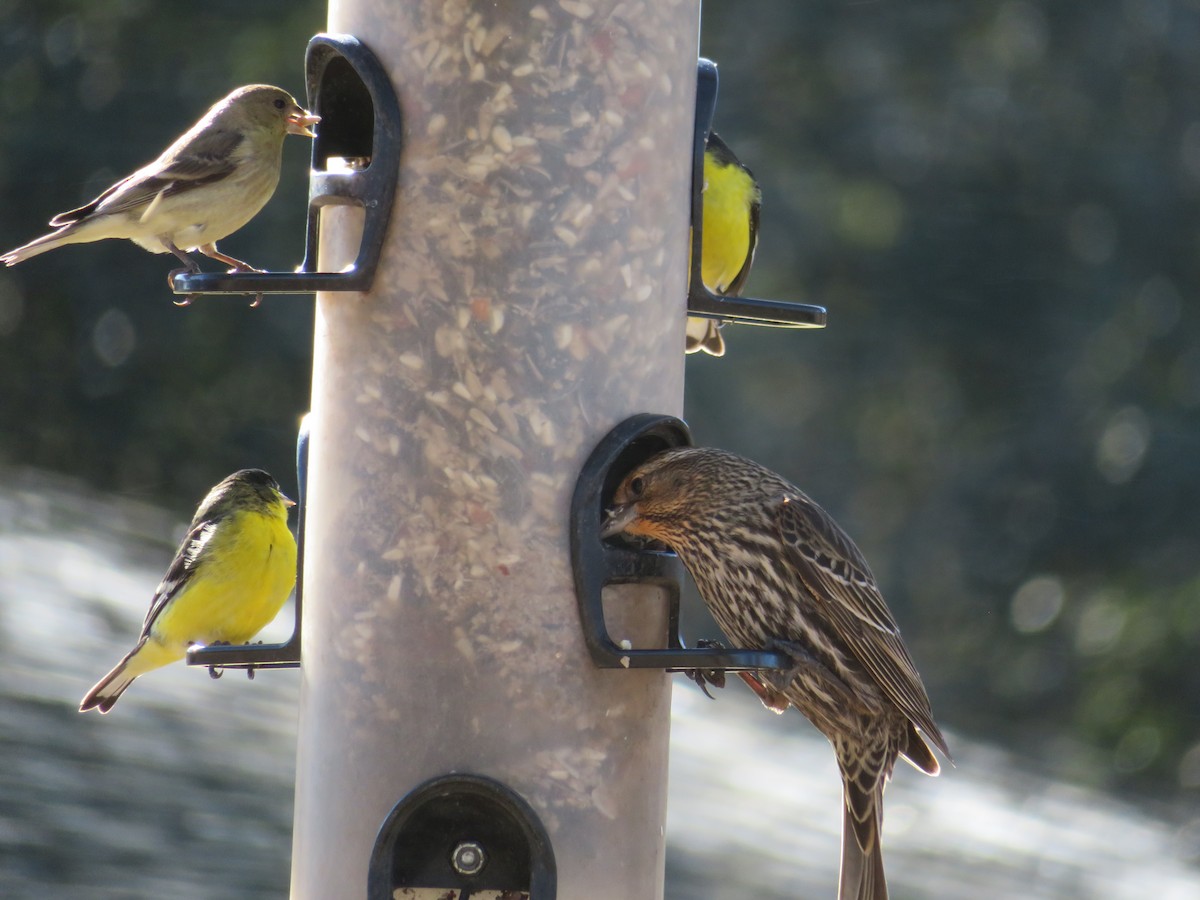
[286,109,320,138]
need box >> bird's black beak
[601,503,637,539]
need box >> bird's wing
[53,129,244,225]
[724,187,759,297]
[48,176,135,226]
[153,126,246,183]
[138,519,218,637]
[774,494,950,758]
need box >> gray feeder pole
[290,1,698,898]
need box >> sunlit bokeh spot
[1177,742,1200,789]
[1074,592,1127,657]
[91,307,136,368]
[1095,405,1150,484]
[1113,724,1161,774]
[1010,574,1065,634]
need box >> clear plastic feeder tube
[291,1,697,898]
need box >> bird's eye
[274,98,286,110]
[629,476,645,497]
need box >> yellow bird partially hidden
[687,131,762,357]
[80,469,297,714]
[1,85,318,285]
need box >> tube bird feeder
[289,2,697,898]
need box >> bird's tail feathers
[79,639,146,713]
[839,773,889,900]
[0,226,79,267]
[685,316,726,357]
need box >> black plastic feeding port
[368,774,556,900]
[185,420,309,672]
[570,413,791,675]
[171,33,401,300]
[688,58,826,331]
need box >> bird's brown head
[218,85,320,138]
[602,446,781,546]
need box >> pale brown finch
[1,85,318,288]
[603,447,949,900]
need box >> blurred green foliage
[0,0,1197,802]
[690,0,1200,800]
[0,0,320,499]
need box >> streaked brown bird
[1,85,318,294]
[603,446,949,900]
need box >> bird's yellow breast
[150,507,296,653]
[701,155,757,293]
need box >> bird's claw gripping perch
[679,638,798,714]
[168,259,201,306]
[224,263,265,307]
[204,640,235,679]
[683,638,728,698]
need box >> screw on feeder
[451,841,487,876]
[368,774,556,899]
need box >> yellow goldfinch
[687,132,762,357]
[1,85,318,282]
[80,469,297,713]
